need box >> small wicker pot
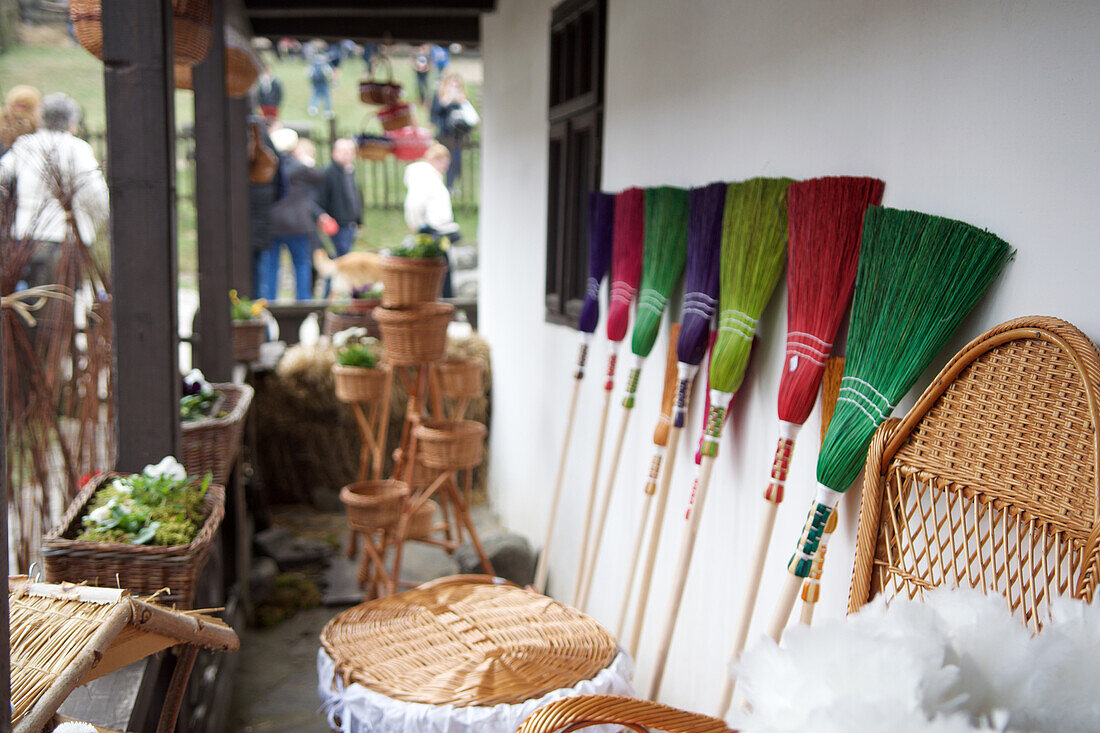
[378,255,447,306]
[323,307,380,340]
[181,382,254,486]
[414,420,486,470]
[394,448,438,490]
[436,358,484,400]
[333,364,388,404]
[233,319,265,362]
[406,499,440,539]
[70,0,213,66]
[341,480,408,533]
[374,303,453,366]
[42,474,226,609]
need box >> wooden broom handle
[766,572,805,642]
[614,454,659,636]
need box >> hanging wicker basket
[181,382,254,486]
[42,474,225,609]
[70,0,213,66]
[341,480,408,533]
[333,364,388,404]
[414,420,486,470]
[377,103,415,131]
[356,135,393,161]
[378,255,447,306]
[374,303,453,365]
[436,358,484,400]
[233,319,265,362]
[173,26,260,96]
[359,55,404,106]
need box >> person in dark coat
[254,66,283,122]
[316,138,363,296]
[249,121,280,299]
[430,73,477,191]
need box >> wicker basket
[405,498,440,539]
[341,480,408,532]
[414,420,486,470]
[225,26,259,97]
[377,103,415,131]
[70,0,213,66]
[436,358,484,400]
[233,319,265,362]
[324,306,380,340]
[333,364,388,404]
[394,448,438,489]
[378,255,447,306]
[42,474,226,609]
[374,303,453,366]
[356,136,393,161]
[181,382,254,485]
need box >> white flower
[332,327,369,348]
[88,499,116,525]
[143,456,187,482]
[110,478,133,494]
[184,368,214,396]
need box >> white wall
[480,0,1100,715]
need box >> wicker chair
[848,316,1100,629]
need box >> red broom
[716,176,883,716]
[573,187,644,603]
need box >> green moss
[76,476,208,547]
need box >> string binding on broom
[672,363,698,428]
[784,331,832,370]
[611,282,637,308]
[638,288,668,316]
[681,291,717,323]
[837,375,895,425]
[718,310,757,342]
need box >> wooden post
[226,97,252,295]
[0,243,10,733]
[103,0,180,471]
[193,9,234,383]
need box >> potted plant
[378,234,448,307]
[231,289,267,363]
[332,329,387,403]
[42,456,226,609]
[180,368,255,485]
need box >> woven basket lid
[320,578,617,707]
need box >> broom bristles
[607,188,645,342]
[653,323,682,446]
[777,176,884,425]
[818,207,1014,491]
[578,191,617,334]
[678,182,727,367]
[710,177,793,394]
[631,187,689,358]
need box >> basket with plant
[180,369,254,485]
[333,330,388,403]
[378,235,448,307]
[325,284,383,337]
[42,457,226,609]
[231,289,267,362]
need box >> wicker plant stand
[181,382,254,485]
[378,256,447,306]
[232,319,265,363]
[435,357,484,420]
[341,479,408,600]
[42,474,226,609]
[317,576,635,732]
[333,364,392,480]
[323,304,381,340]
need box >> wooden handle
[615,464,658,637]
[573,359,616,603]
[798,509,839,625]
[647,453,717,700]
[766,571,805,642]
[577,402,635,610]
[534,373,585,593]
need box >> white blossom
[332,327,369,348]
[143,455,187,482]
[88,499,115,525]
[183,368,214,396]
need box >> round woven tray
[333,364,388,404]
[436,358,484,400]
[414,420,485,470]
[320,579,617,707]
[341,480,408,532]
[374,303,453,366]
[378,256,447,307]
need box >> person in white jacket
[403,143,459,296]
[0,93,109,287]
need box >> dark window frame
[545,0,606,327]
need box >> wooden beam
[0,228,10,733]
[227,97,252,296]
[104,0,180,471]
[248,14,481,43]
[193,9,234,382]
[244,0,495,13]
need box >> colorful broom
[573,187,644,603]
[765,206,1014,643]
[625,182,727,656]
[716,176,883,716]
[798,355,845,625]
[576,186,689,610]
[534,191,616,593]
[614,322,681,637]
[648,177,793,700]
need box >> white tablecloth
[317,646,636,733]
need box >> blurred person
[403,143,459,297]
[307,46,334,118]
[262,128,332,300]
[430,73,478,191]
[0,85,42,154]
[0,93,108,287]
[412,45,431,105]
[248,119,280,299]
[316,138,363,297]
[430,44,450,74]
[362,41,379,74]
[254,66,283,122]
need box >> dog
[312,249,385,296]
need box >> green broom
[576,186,689,610]
[648,177,792,699]
[764,206,1014,643]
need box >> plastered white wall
[480,0,1100,715]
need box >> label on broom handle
[672,363,698,428]
[700,390,731,459]
[644,447,665,496]
[605,344,620,391]
[787,485,843,578]
[622,357,643,408]
[801,511,839,603]
[685,474,700,520]
[764,422,801,504]
[574,334,591,380]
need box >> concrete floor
[230,505,504,732]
